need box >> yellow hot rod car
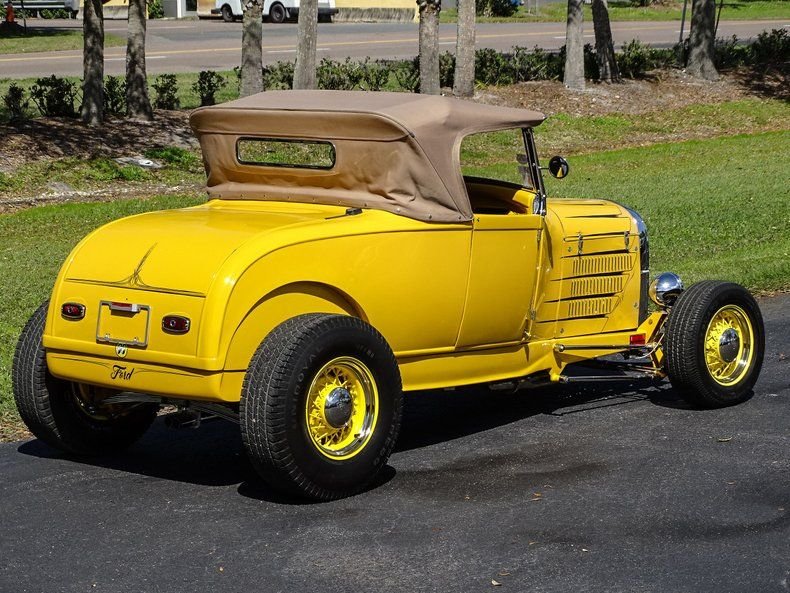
[13,92,765,500]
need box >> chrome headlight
[649,272,684,307]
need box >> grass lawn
[0,28,125,54]
[2,98,787,199]
[0,147,206,197]
[441,0,790,23]
[1,131,788,436]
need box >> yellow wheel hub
[704,305,754,386]
[305,356,379,460]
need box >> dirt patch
[0,110,196,172]
[476,67,787,116]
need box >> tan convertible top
[190,91,545,222]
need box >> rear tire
[221,4,234,22]
[12,302,158,454]
[268,2,286,23]
[240,314,402,501]
[664,281,764,408]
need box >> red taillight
[629,334,646,346]
[61,303,85,320]
[162,315,190,334]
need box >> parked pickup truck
[199,0,337,23]
[8,0,79,17]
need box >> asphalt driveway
[0,295,787,593]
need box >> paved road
[1,19,788,77]
[0,294,787,593]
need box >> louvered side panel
[561,253,633,278]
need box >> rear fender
[224,281,365,371]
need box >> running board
[558,372,658,383]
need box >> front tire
[220,4,234,22]
[12,302,158,454]
[240,314,403,501]
[664,281,765,408]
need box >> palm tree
[240,0,264,96]
[82,0,104,124]
[294,0,318,89]
[417,0,440,94]
[687,0,718,80]
[126,0,153,119]
[592,0,619,83]
[563,0,584,90]
[453,0,475,97]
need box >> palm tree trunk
[418,0,440,95]
[453,0,475,98]
[687,0,718,80]
[563,0,585,91]
[294,0,318,89]
[592,0,619,83]
[240,0,264,96]
[126,0,153,119]
[81,0,104,125]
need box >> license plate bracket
[96,301,151,347]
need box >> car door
[455,211,543,348]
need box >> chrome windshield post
[522,127,547,216]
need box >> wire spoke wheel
[241,314,402,501]
[664,281,764,408]
[305,357,379,459]
[703,305,754,386]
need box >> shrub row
[2,29,786,122]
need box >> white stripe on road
[267,47,329,53]
[105,56,167,61]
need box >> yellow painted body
[44,189,655,403]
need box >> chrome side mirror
[548,156,570,179]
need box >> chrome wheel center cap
[324,387,353,428]
[719,328,740,363]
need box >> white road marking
[267,47,329,53]
[105,55,166,61]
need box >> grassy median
[441,0,790,23]
[0,29,125,54]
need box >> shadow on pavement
[16,376,691,497]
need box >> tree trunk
[417,0,440,95]
[240,0,264,96]
[294,0,318,89]
[563,0,585,91]
[453,0,475,98]
[592,0,619,83]
[686,0,718,80]
[81,0,104,125]
[126,0,153,120]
